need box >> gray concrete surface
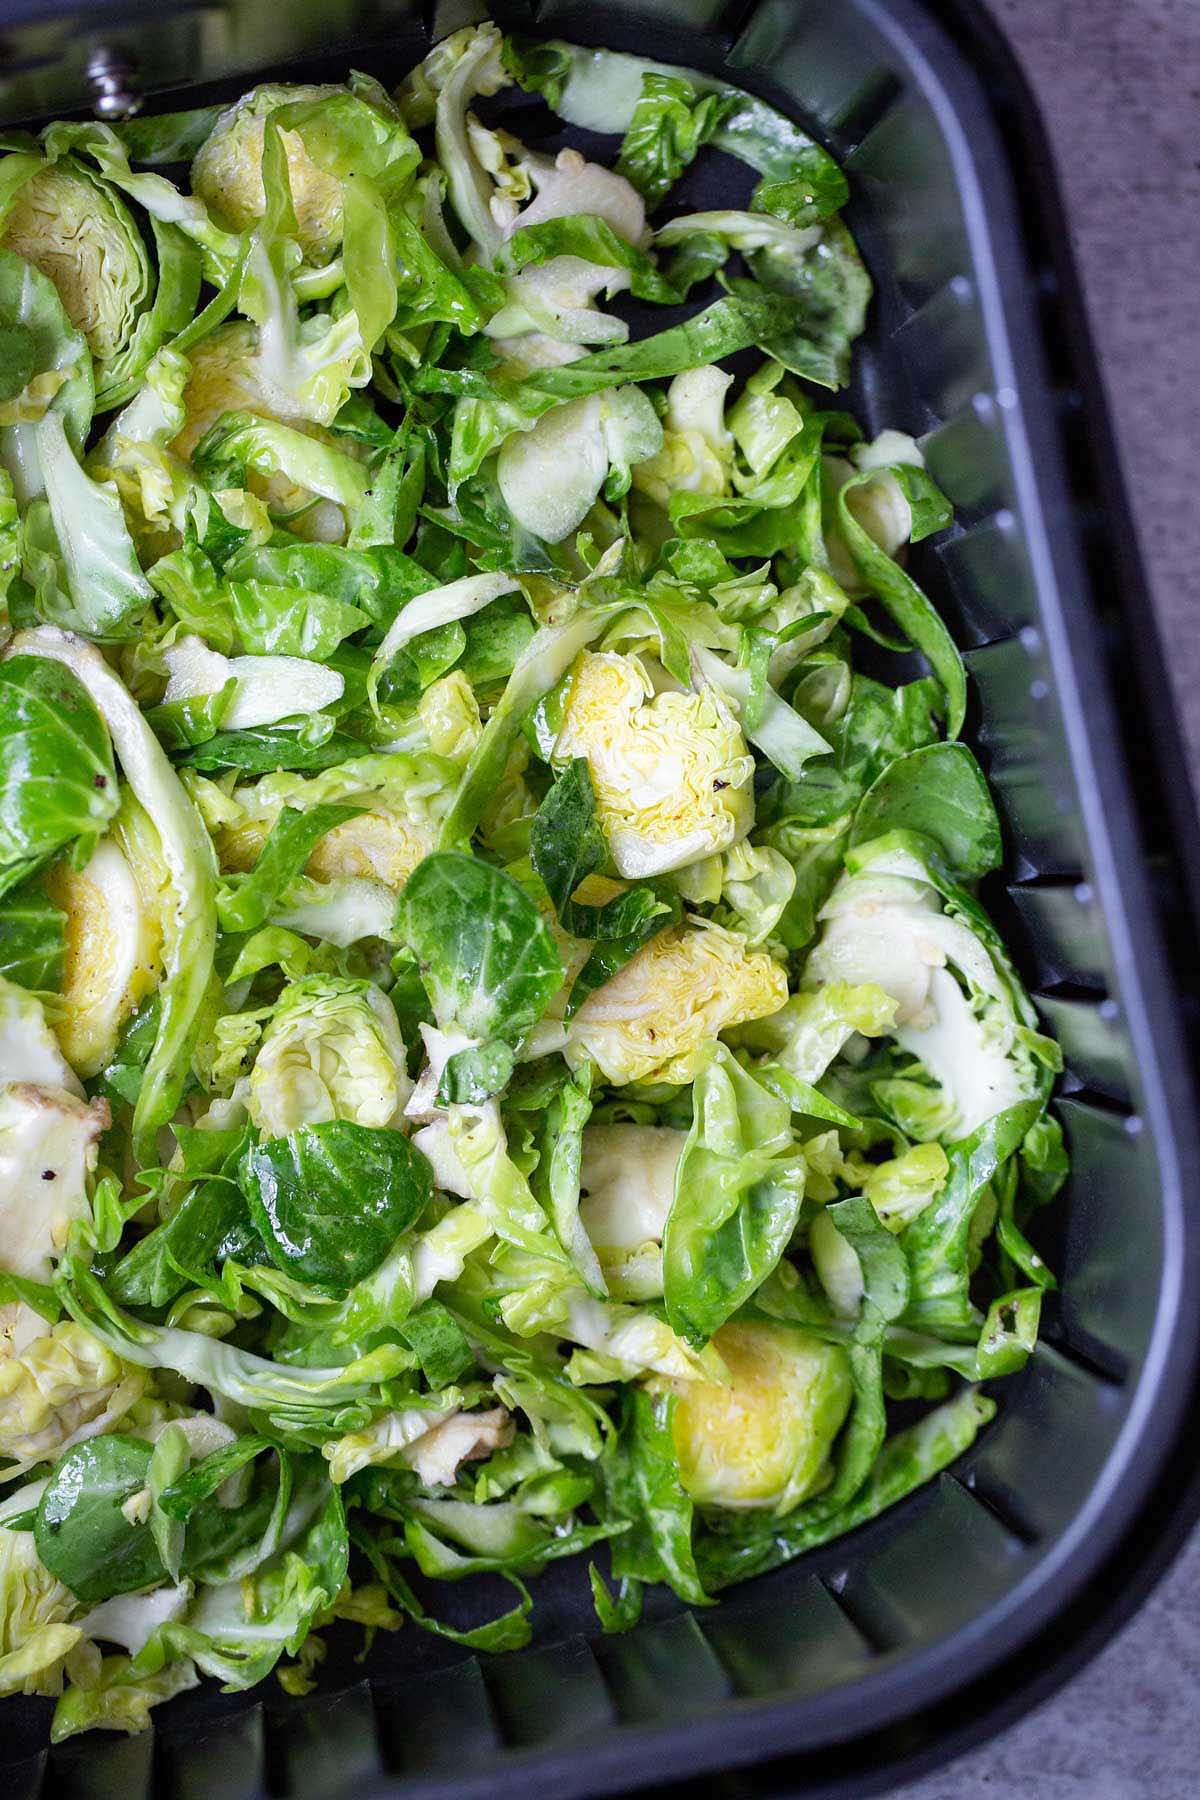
[893,2,1200,1795]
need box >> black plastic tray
[3,2,1199,1795]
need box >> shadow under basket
[3,0,1200,1795]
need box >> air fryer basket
[3,1,1199,1794]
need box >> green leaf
[240,1118,433,1291]
[663,1046,805,1346]
[616,72,737,208]
[35,1435,165,1605]
[437,1039,517,1105]
[0,245,94,495]
[351,1517,533,1651]
[530,758,607,929]
[179,728,365,774]
[900,1099,1045,1337]
[0,1267,61,1322]
[497,214,679,303]
[835,466,965,736]
[851,741,1001,880]
[397,1300,474,1389]
[109,1161,253,1308]
[602,1387,710,1607]
[0,871,64,988]
[0,655,118,892]
[216,802,365,933]
[28,412,154,638]
[398,850,564,1045]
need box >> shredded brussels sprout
[0,20,1065,1740]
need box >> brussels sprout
[0,1321,146,1473]
[1,158,200,413]
[8,627,218,1165]
[822,430,923,592]
[485,254,632,348]
[0,248,93,507]
[0,979,110,1352]
[809,1208,865,1317]
[247,975,411,1139]
[567,920,787,1085]
[0,973,80,1092]
[214,752,448,893]
[324,1397,512,1487]
[667,1321,852,1510]
[43,826,162,1079]
[514,145,647,244]
[579,1125,684,1250]
[0,1515,80,1698]
[161,635,345,730]
[190,83,346,262]
[551,651,754,878]
[2,163,148,375]
[171,322,364,542]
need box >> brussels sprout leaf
[240,1119,433,1290]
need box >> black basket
[3,2,1199,1795]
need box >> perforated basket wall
[3,2,1198,1795]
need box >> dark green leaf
[179,728,365,774]
[0,656,117,891]
[397,1301,474,1389]
[834,467,964,736]
[398,851,564,1044]
[615,72,737,208]
[35,1435,166,1604]
[664,1048,805,1347]
[240,1119,432,1290]
[852,742,1001,881]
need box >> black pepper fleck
[41,1169,56,1181]
[92,774,107,790]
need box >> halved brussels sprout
[551,650,754,877]
[0,1321,146,1472]
[668,1320,852,1510]
[567,920,787,1085]
[0,1069,109,1353]
[190,83,345,262]
[632,366,733,507]
[247,975,411,1138]
[1,159,199,412]
[43,827,162,1079]
[2,163,149,373]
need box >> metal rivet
[1073,882,1093,906]
[85,45,142,121]
[1123,1114,1143,1137]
